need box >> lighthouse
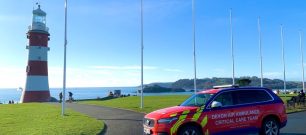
[20,5,51,103]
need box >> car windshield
[180,93,214,107]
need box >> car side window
[214,91,234,107]
[233,90,272,105]
[254,90,273,102]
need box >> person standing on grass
[59,92,63,103]
[299,90,305,98]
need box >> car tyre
[260,117,280,135]
[178,125,202,135]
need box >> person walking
[59,92,63,103]
[299,90,305,97]
[68,92,73,103]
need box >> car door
[206,91,238,134]
[231,90,264,130]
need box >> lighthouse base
[20,91,51,103]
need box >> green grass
[80,95,190,113]
[285,106,306,113]
[278,94,306,113]
[81,94,306,114]
[278,94,297,102]
[0,103,103,135]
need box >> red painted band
[28,32,49,47]
[27,61,48,75]
[21,91,51,102]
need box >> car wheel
[178,125,202,135]
[260,118,280,135]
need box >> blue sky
[1,0,306,88]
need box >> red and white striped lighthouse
[20,5,51,103]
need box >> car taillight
[283,104,287,112]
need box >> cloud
[0,65,185,88]
[212,68,226,73]
[90,65,158,70]
[263,72,282,79]
[209,68,230,77]
[48,65,158,87]
[0,67,26,88]
[0,15,27,22]
[90,65,183,73]
[163,68,183,72]
[62,65,185,87]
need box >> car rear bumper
[280,120,287,128]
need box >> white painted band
[25,75,49,91]
[28,46,49,61]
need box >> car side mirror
[211,101,222,108]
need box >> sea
[0,87,193,104]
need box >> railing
[28,25,49,32]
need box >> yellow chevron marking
[192,112,201,121]
[170,110,190,135]
[197,108,201,111]
[205,129,209,135]
[192,107,204,121]
[170,113,177,117]
[181,110,190,115]
[201,115,208,127]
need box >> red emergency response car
[144,85,287,135]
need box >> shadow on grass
[98,124,107,135]
[97,118,142,122]
[76,96,136,102]
[76,96,116,102]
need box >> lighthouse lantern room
[20,5,51,103]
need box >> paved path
[65,103,144,135]
[280,111,306,135]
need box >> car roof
[197,87,269,94]
[197,88,221,94]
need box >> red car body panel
[144,87,287,135]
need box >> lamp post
[62,0,68,116]
[299,30,305,92]
[192,0,197,94]
[230,9,235,85]
[258,17,263,87]
[140,0,144,109]
[280,25,286,95]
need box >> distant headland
[141,76,304,92]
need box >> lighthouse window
[26,66,30,73]
[33,14,46,24]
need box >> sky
[1,0,306,88]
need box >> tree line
[171,76,303,90]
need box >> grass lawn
[0,103,103,135]
[278,94,297,102]
[80,95,190,113]
[278,94,306,113]
[81,94,306,114]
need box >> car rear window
[233,90,272,105]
